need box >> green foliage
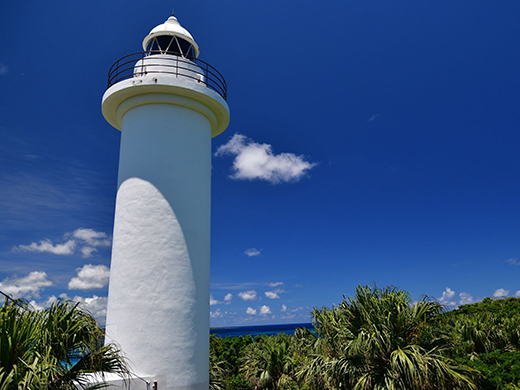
[227,374,252,390]
[210,351,227,390]
[437,311,520,355]
[210,335,255,390]
[211,335,254,377]
[435,301,520,389]
[240,334,299,390]
[454,297,520,317]
[0,299,128,389]
[210,286,520,390]
[456,351,520,390]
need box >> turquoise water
[210,322,313,338]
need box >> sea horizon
[210,322,313,338]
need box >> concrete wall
[105,102,212,390]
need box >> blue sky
[1,1,519,327]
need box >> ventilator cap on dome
[142,14,200,58]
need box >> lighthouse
[101,14,229,390]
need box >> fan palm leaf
[0,299,129,389]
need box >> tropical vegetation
[3,285,519,389]
[210,285,520,390]
[0,299,128,390]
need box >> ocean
[210,322,313,338]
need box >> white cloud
[438,287,457,307]
[72,228,111,247]
[493,288,509,298]
[210,293,233,305]
[368,114,379,122]
[265,291,280,299]
[28,295,65,312]
[281,304,287,312]
[267,282,283,287]
[12,229,111,258]
[72,295,108,326]
[281,306,310,321]
[210,309,223,318]
[80,246,97,258]
[507,258,520,266]
[44,295,59,306]
[265,289,286,300]
[13,239,76,255]
[28,300,45,311]
[68,264,110,290]
[244,248,261,257]
[246,307,257,315]
[259,305,271,315]
[516,291,520,297]
[459,292,474,305]
[0,271,52,299]
[238,290,257,301]
[0,64,8,75]
[215,133,316,184]
[25,295,58,311]
[211,282,258,290]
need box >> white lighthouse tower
[101,14,229,390]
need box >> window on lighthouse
[147,36,196,58]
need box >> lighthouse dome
[142,15,200,58]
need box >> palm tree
[298,285,477,390]
[240,334,297,390]
[0,299,128,389]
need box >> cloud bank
[437,287,475,307]
[0,271,52,299]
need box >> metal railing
[107,51,227,101]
